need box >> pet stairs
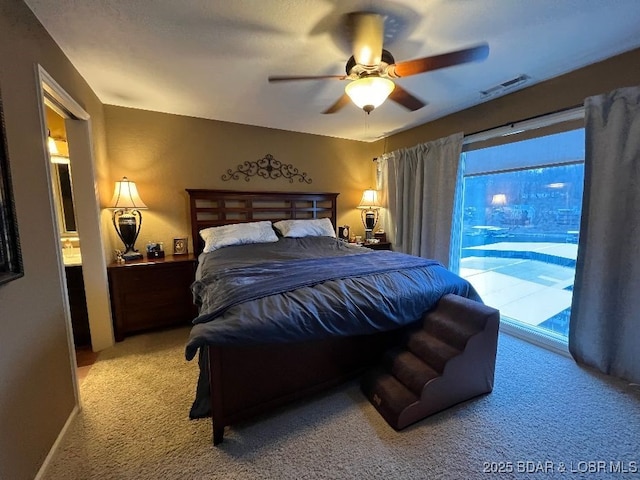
[361,294,500,430]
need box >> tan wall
[104,106,379,254]
[380,48,640,152]
[103,49,640,260]
[0,2,108,479]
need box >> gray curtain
[569,86,640,384]
[448,152,466,274]
[377,132,463,265]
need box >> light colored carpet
[44,327,640,479]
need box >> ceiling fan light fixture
[345,77,395,113]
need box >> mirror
[52,162,77,234]
[46,105,78,237]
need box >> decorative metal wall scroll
[222,154,312,184]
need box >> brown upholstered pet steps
[361,294,500,430]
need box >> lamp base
[122,251,143,262]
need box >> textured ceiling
[24,0,640,142]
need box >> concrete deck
[460,242,577,337]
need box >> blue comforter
[185,237,480,361]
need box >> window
[455,122,585,350]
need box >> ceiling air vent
[480,74,530,98]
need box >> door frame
[34,65,115,404]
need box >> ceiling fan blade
[386,43,489,78]
[349,12,384,66]
[389,85,426,111]
[268,74,347,82]
[322,94,351,114]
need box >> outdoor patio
[460,242,578,338]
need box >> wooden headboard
[186,189,339,255]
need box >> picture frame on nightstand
[173,237,188,255]
[338,225,350,243]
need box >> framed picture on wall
[0,88,24,286]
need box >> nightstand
[107,254,198,341]
[363,242,392,251]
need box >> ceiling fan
[268,12,489,114]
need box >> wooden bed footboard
[207,331,400,445]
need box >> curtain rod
[372,103,584,161]
[463,104,584,145]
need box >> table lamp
[357,189,380,241]
[109,177,147,261]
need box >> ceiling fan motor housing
[345,49,396,78]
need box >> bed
[184,189,482,445]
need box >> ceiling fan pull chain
[364,111,370,138]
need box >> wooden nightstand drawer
[121,284,191,314]
[363,242,392,251]
[115,262,192,289]
[108,254,197,341]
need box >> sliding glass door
[454,128,585,347]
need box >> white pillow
[273,218,336,238]
[200,221,278,253]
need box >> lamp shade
[491,193,507,206]
[109,177,147,210]
[358,189,380,209]
[345,77,395,112]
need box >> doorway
[44,105,97,379]
[36,66,114,401]
[44,107,85,334]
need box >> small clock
[338,225,350,242]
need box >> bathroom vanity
[63,249,90,347]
